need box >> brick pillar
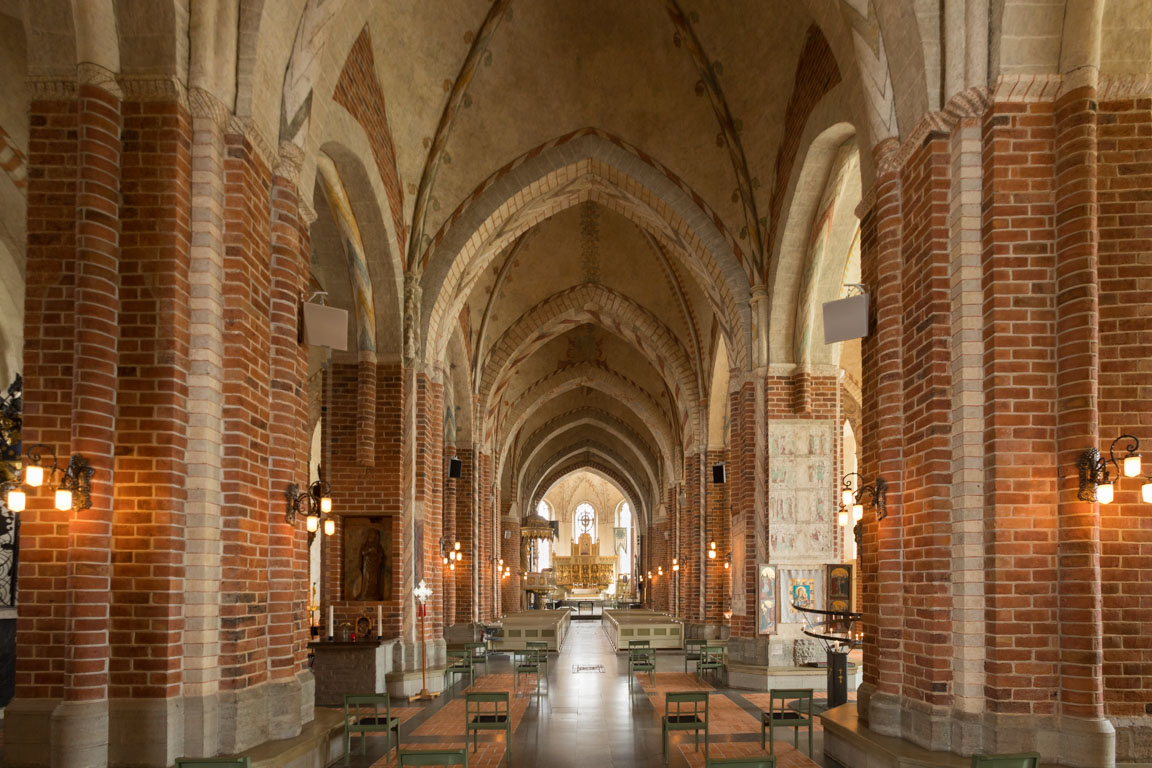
[681,453,703,631]
[704,448,730,632]
[727,375,758,643]
[109,91,192,763]
[1097,95,1152,763]
[264,168,311,736]
[857,141,904,731]
[1052,82,1109,753]
[442,443,457,626]
[415,374,444,641]
[454,448,474,623]
[500,513,519,615]
[476,451,494,621]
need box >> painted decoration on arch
[826,563,853,613]
[757,563,777,635]
[778,567,824,624]
[767,420,835,561]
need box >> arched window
[615,501,632,575]
[536,500,553,570]
[574,502,597,540]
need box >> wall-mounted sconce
[657,565,664,576]
[442,539,464,571]
[4,445,94,512]
[708,540,717,559]
[672,558,679,572]
[286,470,333,541]
[724,553,731,570]
[838,472,887,523]
[1078,434,1149,504]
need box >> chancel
[0,3,1148,768]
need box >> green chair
[525,640,549,674]
[970,754,1041,768]
[684,638,705,673]
[662,691,710,763]
[445,648,474,691]
[705,758,776,768]
[760,688,813,756]
[696,645,726,685]
[464,641,490,675]
[514,646,544,695]
[175,760,251,768]
[465,691,513,763]
[398,748,468,767]
[629,646,656,689]
[343,694,401,765]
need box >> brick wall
[320,362,403,638]
[453,448,474,623]
[704,449,729,626]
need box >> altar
[554,533,616,596]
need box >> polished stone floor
[330,621,833,768]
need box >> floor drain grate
[571,664,605,673]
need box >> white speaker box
[822,293,870,344]
[302,302,349,351]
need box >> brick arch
[529,455,649,529]
[515,416,660,507]
[420,131,752,371]
[494,363,680,482]
[479,283,702,448]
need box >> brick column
[264,167,311,737]
[858,140,904,731]
[454,448,474,623]
[442,443,456,627]
[500,512,520,615]
[680,453,703,631]
[42,80,124,768]
[704,449,730,632]
[1052,81,1111,760]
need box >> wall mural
[768,420,835,561]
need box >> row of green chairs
[514,645,547,694]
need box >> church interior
[0,1,1150,767]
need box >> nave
[341,622,827,768]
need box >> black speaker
[448,457,462,478]
[712,463,726,484]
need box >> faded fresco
[768,420,835,562]
[757,563,777,635]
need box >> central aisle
[342,620,827,767]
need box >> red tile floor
[325,621,844,768]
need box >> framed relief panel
[826,563,853,612]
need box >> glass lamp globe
[25,464,44,487]
[6,488,25,513]
[55,488,72,511]
[1096,482,1114,505]
[1123,454,1142,478]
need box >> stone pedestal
[309,639,395,707]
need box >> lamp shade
[6,488,25,512]
[852,504,864,521]
[323,517,336,536]
[306,514,319,533]
[55,488,72,511]
[838,510,849,527]
[1143,482,1152,504]
[841,489,854,507]
[1097,482,1114,504]
[1124,454,1142,478]
[320,496,333,513]
[25,464,44,487]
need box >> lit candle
[328,605,334,639]
[376,605,382,638]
